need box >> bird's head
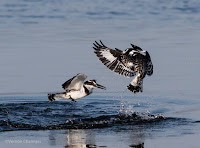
[84,80,106,90]
[124,48,146,56]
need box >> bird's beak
[96,83,106,90]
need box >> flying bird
[48,73,106,102]
[93,41,153,93]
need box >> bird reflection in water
[129,143,144,148]
[49,129,145,148]
[65,130,96,148]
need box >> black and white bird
[48,73,106,102]
[93,41,153,93]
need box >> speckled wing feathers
[93,41,135,77]
[145,51,153,76]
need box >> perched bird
[93,41,153,93]
[48,73,106,102]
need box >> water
[0,97,164,131]
[0,95,199,147]
[1,0,200,147]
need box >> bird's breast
[68,90,87,99]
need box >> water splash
[118,101,135,117]
[118,100,165,120]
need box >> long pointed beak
[96,83,106,90]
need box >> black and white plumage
[48,73,106,102]
[93,41,153,93]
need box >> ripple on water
[0,100,191,132]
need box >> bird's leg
[69,96,76,102]
[71,98,76,102]
[127,74,143,93]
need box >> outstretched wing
[145,51,153,76]
[93,41,135,77]
[62,73,87,91]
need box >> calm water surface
[0,0,200,147]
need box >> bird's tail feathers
[48,92,69,102]
[48,94,59,102]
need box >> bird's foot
[70,98,76,102]
[127,84,142,93]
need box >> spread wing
[62,73,87,91]
[145,51,153,76]
[93,41,135,77]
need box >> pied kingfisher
[48,73,106,102]
[93,41,153,93]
